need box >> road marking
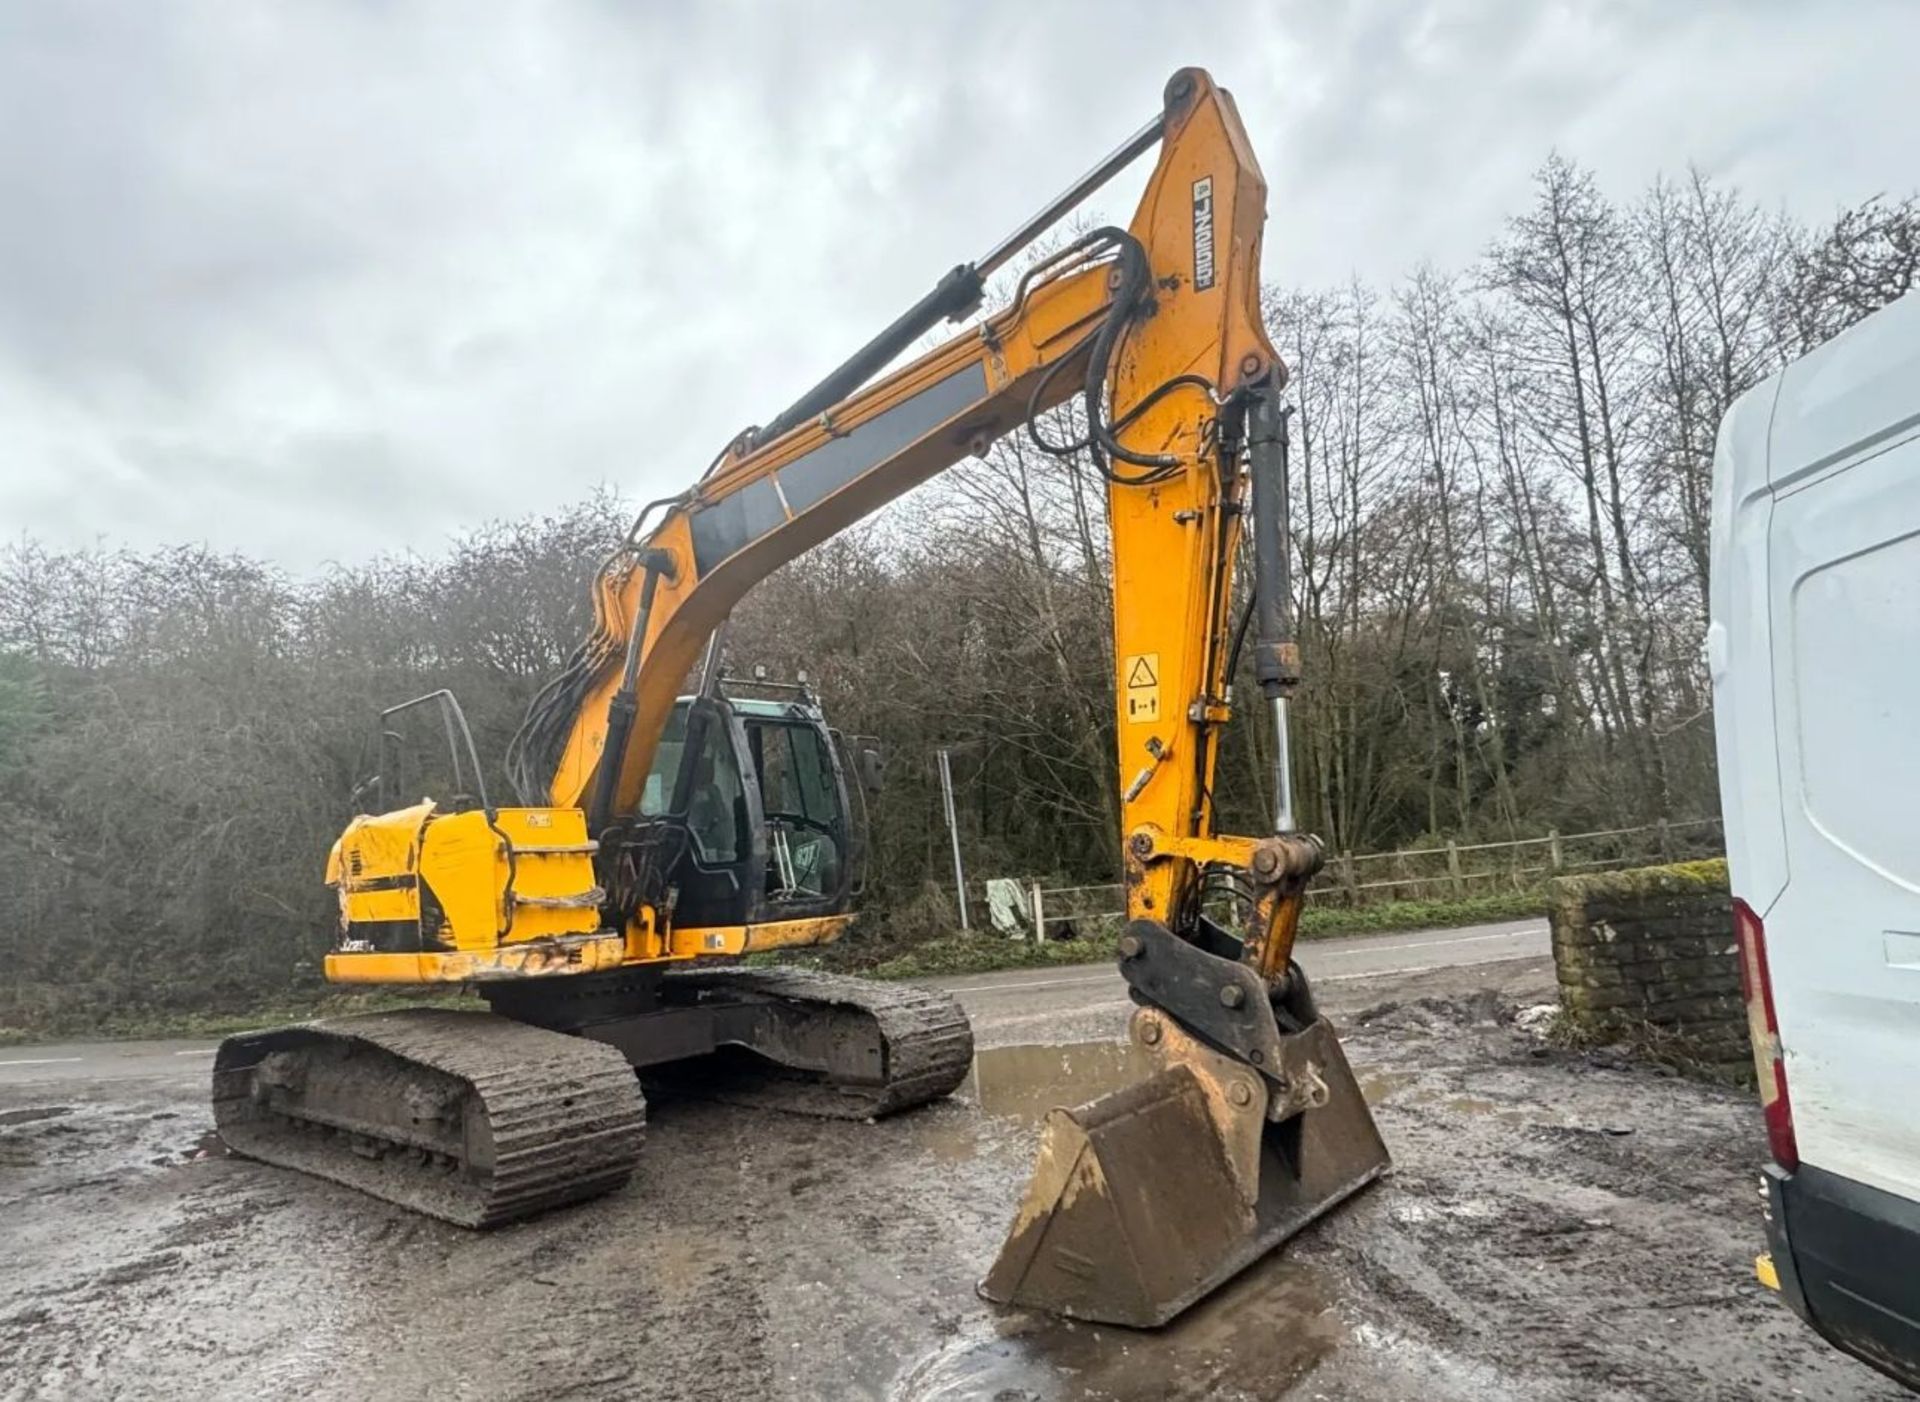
[1337,928,1545,957]
[1319,960,1452,984]
[0,1057,83,1067]
[950,971,1116,995]
[174,1048,218,1057]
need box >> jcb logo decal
[1192,176,1216,291]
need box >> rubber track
[656,966,975,1118]
[213,1009,645,1228]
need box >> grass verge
[1298,888,1542,939]
[0,987,475,1047]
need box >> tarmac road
[936,917,1548,1043]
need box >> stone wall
[1547,858,1751,1078]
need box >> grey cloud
[1,0,1913,567]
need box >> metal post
[937,747,969,931]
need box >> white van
[1710,289,1920,1390]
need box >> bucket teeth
[980,1008,1387,1327]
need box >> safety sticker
[1124,652,1160,723]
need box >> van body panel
[1709,375,1790,916]
[1714,291,1920,1389]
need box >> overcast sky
[3,1,1914,569]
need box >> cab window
[640,704,745,865]
[749,719,843,898]
[755,722,838,823]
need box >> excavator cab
[336,675,872,950]
[636,679,868,930]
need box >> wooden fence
[987,817,1724,940]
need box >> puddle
[966,1046,1546,1167]
[891,1255,1345,1401]
[927,1035,1193,1169]
[912,1118,988,1164]
[962,1042,1153,1126]
[1358,1070,1418,1105]
[0,1105,74,1127]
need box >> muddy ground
[0,955,1902,1401]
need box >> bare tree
[1782,194,1920,352]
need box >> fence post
[1548,828,1563,872]
[1446,840,1464,896]
[936,747,968,930]
[1657,817,1672,862]
[1029,881,1045,946]
[1340,850,1358,905]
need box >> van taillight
[1734,897,1798,1172]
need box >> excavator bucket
[980,1006,1386,1327]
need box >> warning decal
[1124,652,1160,723]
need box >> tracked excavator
[212,67,1387,1328]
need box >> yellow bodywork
[325,800,854,983]
[328,803,601,949]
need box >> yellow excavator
[212,67,1387,1329]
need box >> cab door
[638,698,757,929]
[740,715,853,920]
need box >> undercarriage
[213,965,974,1227]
